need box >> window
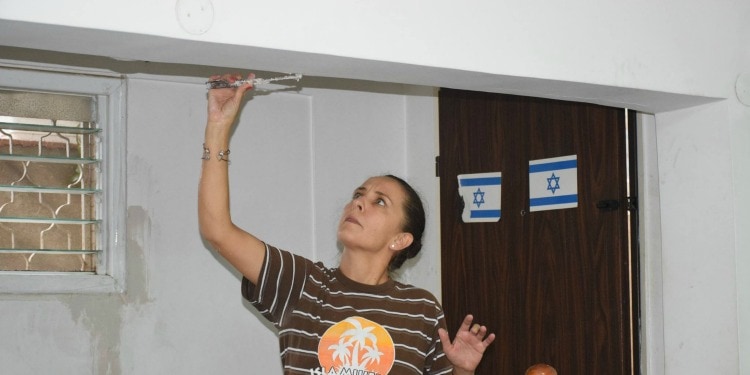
[0,67,125,294]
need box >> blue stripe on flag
[470,210,501,218]
[528,159,577,173]
[529,194,578,207]
[459,177,502,187]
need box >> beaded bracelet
[217,149,230,162]
[202,143,230,162]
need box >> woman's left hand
[438,314,496,375]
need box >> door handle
[596,199,620,211]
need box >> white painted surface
[656,103,738,373]
[0,0,749,373]
[637,113,665,374]
[0,1,739,97]
[0,1,742,112]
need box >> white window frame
[0,66,126,294]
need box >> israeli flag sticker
[457,172,502,223]
[529,155,578,212]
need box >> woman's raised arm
[198,73,266,284]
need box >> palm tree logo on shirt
[318,316,395,374]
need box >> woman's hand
[206,73,255,130]
[438,314,496,375]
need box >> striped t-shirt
[242,244,454,375]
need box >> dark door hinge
[596,197,637,212]
[625,196,637,211]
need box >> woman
[198,73,495,374]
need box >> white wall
[0,71,441,374]
[656,103,738,373]
[733,22,750,374]
[1,0,749,373]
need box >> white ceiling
[0,19,720,113]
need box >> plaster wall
[0,74,439,374]
[1,0,749,373]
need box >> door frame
[634,112,665,374]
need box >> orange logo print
[318,316,395,374]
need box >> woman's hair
[384,174,426,272]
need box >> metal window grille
[0,89,102,273]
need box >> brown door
[438,89,639,374]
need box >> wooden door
[438,89,639,374]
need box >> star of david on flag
[529,155,578,212]
[457,172,502,223]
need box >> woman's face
[337,176,408,252]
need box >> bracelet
[201,144,210,160]
[218,149,230,162]
[201,143,230,162]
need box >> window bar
[1,116,102,271]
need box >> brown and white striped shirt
[242,244,453,375]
